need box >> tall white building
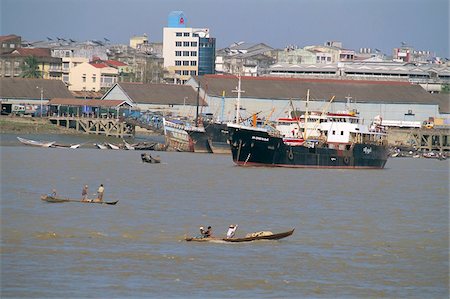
[163,11,215,84]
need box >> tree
[21,56,41,78]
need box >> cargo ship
[227,111,389,169]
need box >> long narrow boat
[41,195,118,205]
[17,137,55,148]
[185,228,294,242]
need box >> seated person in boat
[49,189,57,198]
[226,224,238,238]
[199,226,206,238]
[204,226,212,238]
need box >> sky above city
[2,0,449,57]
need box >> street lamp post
[36,86,44,117]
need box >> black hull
[186,129,213,153]
[228,125,389,169]
[203,121,230,154]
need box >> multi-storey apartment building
[0,35,21,54]
[163,11,215,84]
[69,61,118,92]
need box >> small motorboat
[141,153,161,163]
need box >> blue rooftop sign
[168,11,186,28]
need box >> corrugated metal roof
[115,82,207,106]
[0,78,73,99]
[48,98,129,107]
[195,75,439,105]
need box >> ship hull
[163,118,194,152]
[203,121,230,154]
[228,125,388,169]
[186,129,213,153]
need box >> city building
[107,44,164,83]
[163,11,215,84]
[130,34,149,49]
[0,47,62,80]
[0,35,21,54]
[216,42,276,76]
[393,43,436,63]
[69,61,118,92]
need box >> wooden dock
[48,116,135,137]
[388,127,450,152]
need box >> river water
[1,134,449,298]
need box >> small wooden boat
[17,137,55,148]
[94,143,108,150]
[141,153,161,163]
[52,143,81,149]
[123,140,135,150]
[107,143,120,150]
[41,195,118,205]
[185,228,294,242]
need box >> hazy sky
[2,0,449,57]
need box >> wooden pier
[389,127,450,152]
[48,116,135,137]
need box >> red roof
[90,62,109,68]
[0,35,20,42]
[105,60,127,67]
[11,48,51,57]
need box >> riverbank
[0,116,82,135]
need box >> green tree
[441,84,450,94]
[21,56,41,78]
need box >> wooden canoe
[185,228,295,243]
[41,195,118,205]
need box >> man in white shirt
[226,224,238,238]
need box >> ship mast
[232,75,245,124]
[304,89,310,140]
[195,81,200,127]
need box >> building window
[183,61,189,66]
[190,61,197,66]
[183,51,189,56]
[191,41,197,47]
[175,41,182,47]
[175,51,182,56]
[92,74,96,83]
[175,60,182,66]
[182,70,189,75]
[82,74,86,82]
[190,70,197,76]
[175,70,181,75]
[63,62,69,70]
[183,41,190,47]
[190,51,197,56]
[183,32,190,37]
[176,32,182,36]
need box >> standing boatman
[96,184,104,202]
